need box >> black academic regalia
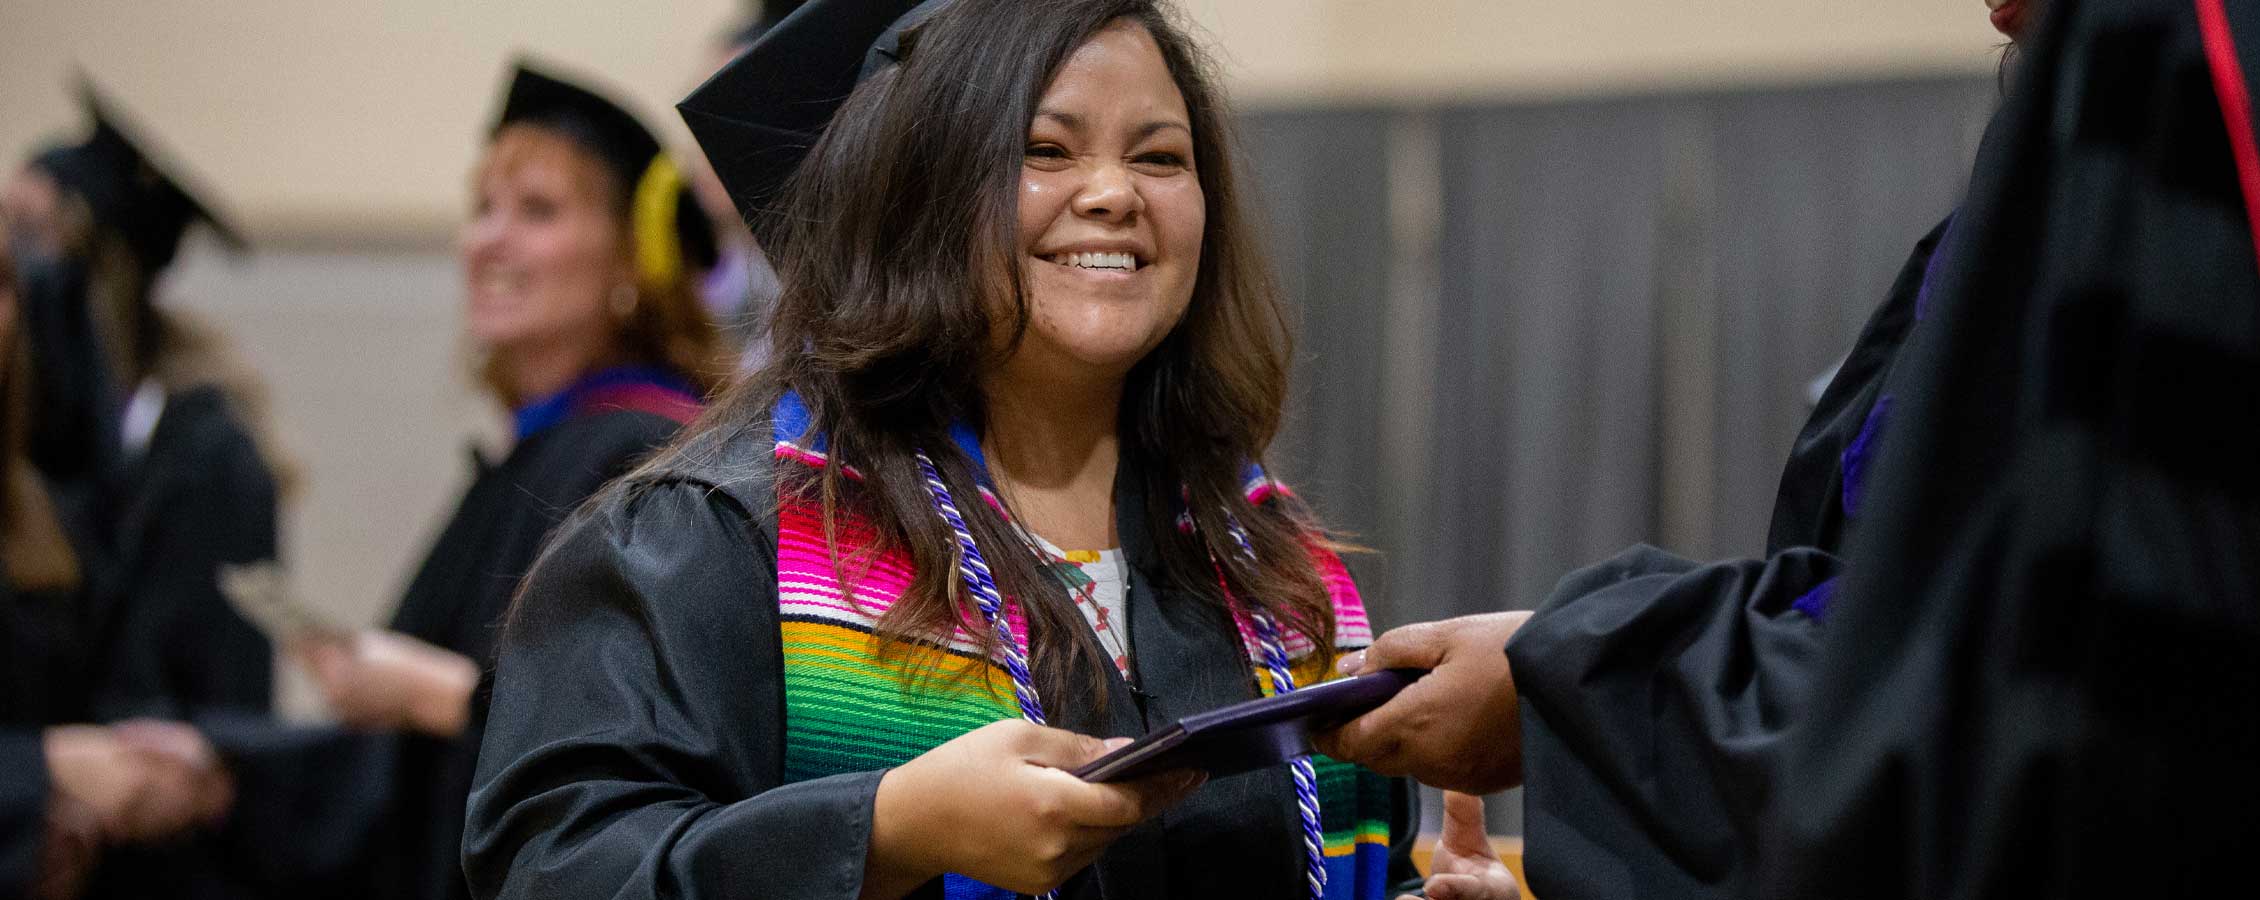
[1502,220,1945,899]
[211,408,686,900]
[1765,0,2260,896]
[1511,2,2260,899]
[464,418,1420,900]
[67,385,278,900]
[1,728,47,898]
[89,385,278,720]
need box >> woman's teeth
[1052,251,1139,271]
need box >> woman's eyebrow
[1034,109,1191,140]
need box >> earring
[610,282,638,319]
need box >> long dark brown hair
[692,0,1333,711]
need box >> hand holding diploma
[1313,612,1531,794]
[295,630,479,738]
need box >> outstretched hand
[1313,611,1530,794]
[1400,791,1519,900]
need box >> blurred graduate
[2,81,279,900]
[2,80,281,726]
[200,58,725,900]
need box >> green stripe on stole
[773,496,1401,895]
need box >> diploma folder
[1073,668,1424,783]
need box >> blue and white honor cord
[917,450,1323,900]
[1225,516,1328,900]
[917,451,1048,726]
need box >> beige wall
[1,0,2002,241]
[1191,0,2004,102]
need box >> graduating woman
[467,2,1509,899]
[203,61,726,900]
[5,212,234,900]
[2,84,288,900]
[2,81,279,724]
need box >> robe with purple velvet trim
[1504,143,1956,900]
[1511,1,2260,898]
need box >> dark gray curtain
[1239,75,1998,834]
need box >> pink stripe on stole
[775,494,1033,654]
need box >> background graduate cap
[678,0,950,239]
[493,59,719,283]
[30,75,249,275]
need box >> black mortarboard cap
[493,60,719,274]
[494,61,668,200]
[679,0,949,237]
[30,76,248,275]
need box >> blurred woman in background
[1,81,280,726]
[1,83,285,900]
[5,204,236,900]
[216,58,725,900]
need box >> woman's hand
[296,630,480,737]
[861,720,1204,899]
[1400,791,1519,900]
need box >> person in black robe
[1322,1,2260,897]
[201,59,725,900]
[5,78,279,724]
[5,220,235,900]
[468,3,1458,899]
[4,81,283,900]
[1765,0,2260,894]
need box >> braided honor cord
[915,451,1059,900]
[916,450,1047,726]
[917,448,1322,900]
[1224,515,1327,900]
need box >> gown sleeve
[0,729,49,899]
[463,478,890,900]
[1505,544,1840,900]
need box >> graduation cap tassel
[632,155,687,294]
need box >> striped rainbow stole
[771,435,1398,899]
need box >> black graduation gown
[0,382,277,900]
[0,727,46,898]
[1765,0,2260,896]
[2,567,104,897]
[90,384,278,720]
[1501,219,1946,899]
[208,406,686,900]
[1511,2,2260,898]
[64,386,279,900]
[464,418,1419,900]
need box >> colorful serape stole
[768,394,1396,899]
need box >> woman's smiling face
[1003,18,1205,386]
